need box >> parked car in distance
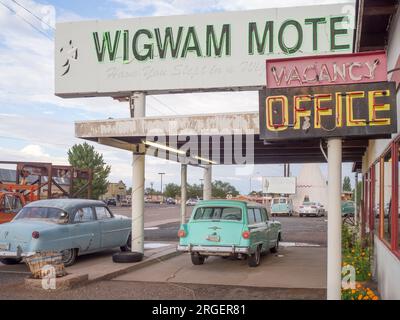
[186,198,199,206]
[177,200,282,267]
[0,199,131,266]
[106,198,117,206]
[271,197,294,216]
[299,202,324,217]
[120,198,131,207]
[166,197,176,205]
[341,201,355,217]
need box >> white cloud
[20,144,50,158]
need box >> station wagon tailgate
[180,205,248,249]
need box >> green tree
[212,180,239,198]
[187,183,202,199]
[68,142,111,199]
[164,183,180,198]
[352,181,363,207]
[343,176,352,192]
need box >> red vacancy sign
[266,51,387,89]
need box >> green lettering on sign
[330,16,350,51]
[248,21,274,55]
[93,31,121,62]
[278,20,303,54]
[155,27,184,59]
[132,29,153,61]
[181,26,202,58]
[206,24,231,57]
[305,17,326,51]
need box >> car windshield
[193,207,242,221]
[272,199,279,204]
[279,199,287,203]
[14,207,69,224]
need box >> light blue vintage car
[0,199,131,266]
[177,200,282,267]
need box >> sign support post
[203,165,212,200]
[327,137,342,300]
[181,164,187,225]
[131,92,146,255]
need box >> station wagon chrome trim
[177,245,249,254]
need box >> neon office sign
[55,4,355,97]
[259,52,397,141]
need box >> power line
[11,0,55,31]
[150,96,179,115]
[0,0,53,41]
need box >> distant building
[103,181,127,201]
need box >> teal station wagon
[0,199,131,266]
[177,200,282,267]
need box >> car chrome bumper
[0,251,35,258]
[177,245,249,256]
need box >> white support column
[181,164,187,225]
[203,164,212,200]
[327,138,342,300]
[131,92,146,254]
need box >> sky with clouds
[0,0,357,194]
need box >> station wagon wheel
[248,246,261,267]
[191,253,205,265]
[61,248,77,267]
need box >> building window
[374,161,380,235]
[383,152,392,243]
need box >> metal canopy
[75,112,368,165]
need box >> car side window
[74,207,94,223]
[254,208,263,223]
[260,208,268,221]
[95,206,112,220]
[247,208,256,225]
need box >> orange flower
[357,294,363,300]
[372,296,379,300]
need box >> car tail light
[178,230,186,238]
[32,231,40,239]
[242,231,250,239]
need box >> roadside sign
[259,81,397,141]
[55,3,355,97]
[266,51,387,89]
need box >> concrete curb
[92,249,181,282]
[23,248,181,290]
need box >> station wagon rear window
[14,207,68,223]
[193,207,242,221]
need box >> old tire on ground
[120,233,132,252]
[0,258,22,265]
[248,246,261,267]
[113,251,143,263]
[61,248,77,267]
[191,253,205,265]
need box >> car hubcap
[61,249,73,264]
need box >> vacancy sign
[266,51,388,88]
[55,3,355,98]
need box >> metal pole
[327,138,342,300]
[131,92,146,254]
[354,172,358,226]
[203,165,212,200]
[181,164,187,225]
[159,172,165,203]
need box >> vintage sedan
[0,199,131,266]
[177,200,282,267]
